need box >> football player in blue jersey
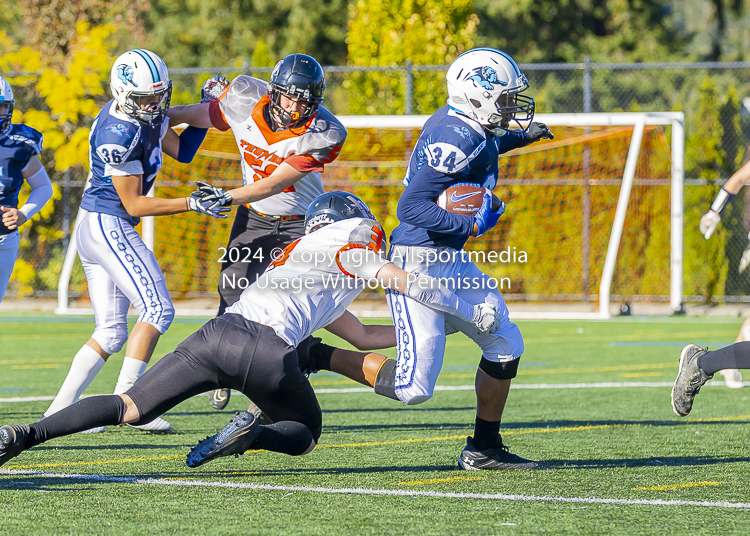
[43,49,229,433]
[313,49,554,469]
[386,49,553,469]
[0,76,53,303]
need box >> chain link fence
[8,60,750,304]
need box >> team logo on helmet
[117,65,138,87]
[464,66,506,90]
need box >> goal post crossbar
[56,112,685,320]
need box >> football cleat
[186,411,261,468]
[458,436,539,470]
[0,424,30,467]
[128,416,171,433]
[671,344,712,416]
[720,369,743,389]
[208,388,231,410]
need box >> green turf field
[1,313,749,535]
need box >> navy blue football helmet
[268,53,325,127]
[305,191,375,234]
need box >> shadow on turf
[541,455,750,469]
[322,416,750,434]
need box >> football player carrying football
[167,53,347,410]
[43,50,228,433]
[368,48,553,469]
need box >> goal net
[57,112,684,320]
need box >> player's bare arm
[226,162,308,205]
[166,102,212,129]
[1,155,51,230]
[700,159,750,239]
[324,310,396,351]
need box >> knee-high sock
[699,342,750,375]
[114,357,148,395]
[28,395,126,448]
[250,421,314,456]
[44,345,106,417]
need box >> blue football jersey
[391,106,530,250]
[0,124,44,235]
[80,99,168,226]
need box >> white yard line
[2,380,745,402]
[1,469,748,509]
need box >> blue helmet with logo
[305,191,374,234]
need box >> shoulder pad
[347,218,386,253]
[220,75,267,123]
[8,124,44,154]
[297,106,348,163]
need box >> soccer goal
[56,112,684,320]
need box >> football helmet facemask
[305,191,375,234]
[446,48,534,133]
[110,49,172,125]
[0,76,14,136]
[268,53,325,128]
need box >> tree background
[3,0,750,302]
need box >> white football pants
[386,245,524,405]
[76,210,174,355]
[0,231,20,304]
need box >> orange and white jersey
[210,75,347,216]
[227,218,388,347]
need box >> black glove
[527,122,554,143]
[201,75,229,103]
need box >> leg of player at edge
[672,341,750,417]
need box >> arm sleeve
[285,154,324,173]
[209,99,231,131]
[498,129,531,152]
[404,273,474,321]
[19,166,53,220]
[176,126,208,163]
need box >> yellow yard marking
[217,471,261,476]
[632,481,726,491]
[618,372,664,378]
[11,364,61,370]
[392,476,485,486]
[5,454,183,470]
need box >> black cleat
[672,344,712,416]
[186,411,261,468]
[458,436,539,470]
[0,424,30,467]
[208,388,231,410]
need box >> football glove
[527,122,554,143]
[201,75,230,103]
[192,181,233,209]
[470,303,500,334]
[699,210,721,239]
[740,233,750,274]
[473,192,505,237]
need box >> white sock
[44,345,106,417]
[113,356,148,395]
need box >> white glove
[699,210,721,239]
[470,303,500,334]
[740,234,750,274]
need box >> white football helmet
[110,49,172,125]
[0,76,14,136]
[446,48,534,132]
